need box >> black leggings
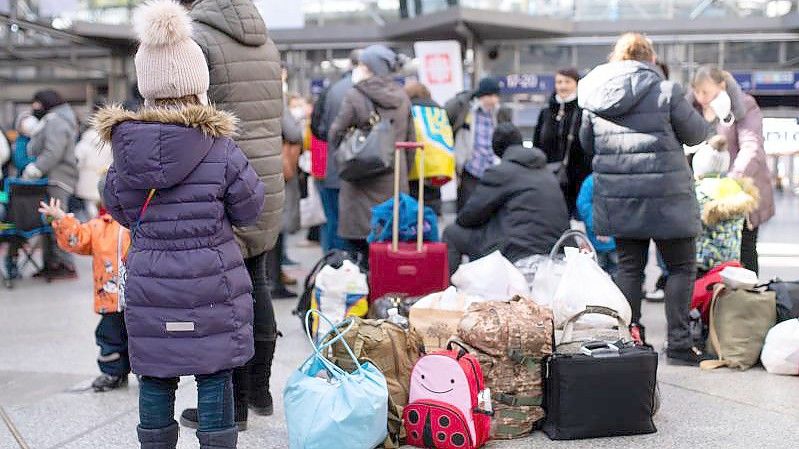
[615,237,696,351]
[245,252,277,342]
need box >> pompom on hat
[133,0,209,105]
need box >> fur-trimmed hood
[92,104,237,143]
[697,176,760,226]
[94,104,238,190]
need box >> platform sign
[414,40,464,106]
[763,117,799,155]
[497,74,555,94]
[255,1,304,29]
[733,71,799,91]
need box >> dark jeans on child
[95,312,130,376]
[140,370,234,432]
[597,250,619,278]
[615,237,696,351]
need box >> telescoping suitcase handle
[393,141,425,253]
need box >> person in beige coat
[178,0,283,430]
[328,45,414,265]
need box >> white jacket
[73,128,112,201]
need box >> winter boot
[180,408,247,432]
[91,373,128,392]
[137,422,178,449]
[248,340,276,416]
[197,427,238,449]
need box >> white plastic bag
[761,319,799,375]
[451,251,529,299]
[531,230,631,329]
[553,247,632,329]
[300,177,327,228]
[313,260,369,328]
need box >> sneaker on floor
[92,374,128,392]
[34,265,78,280]
[270,287,297,299]
[667,346,713,366]
[180,408,247,431]
[645,289,665,302]
[629,322,647,346]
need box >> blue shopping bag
[283,310,389,449]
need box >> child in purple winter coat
[95,1,265,448]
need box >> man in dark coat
[443,123,570,274]
[179,0,283,429]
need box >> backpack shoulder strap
[701,284,730,370]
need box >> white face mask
[710,90,734,126]
[290,106,305,121]
[351,66,368,85]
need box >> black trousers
[615,237,696,351]
[740,226,759,275]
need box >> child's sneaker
[92,374,128,392]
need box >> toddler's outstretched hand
[38,198,66,221]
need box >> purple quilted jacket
[96,104,265,378]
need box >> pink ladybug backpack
[404,342,492,449]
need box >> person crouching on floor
[443,123,570,274]
[93,1,266,448]
[38,177,131,392]
[692,136,759,276]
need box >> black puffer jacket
[578,60,710,240]
[455,145,570,261]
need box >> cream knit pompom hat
[133,0,209,105]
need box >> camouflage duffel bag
[455,296,554,439]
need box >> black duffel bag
[766,279,799,323]
[543,340,658,440]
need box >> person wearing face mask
[533,67,592,215]
[579,33,713,365]
[328,44,415,266]
[24,89,79,280]
[688,65,774,275]
[451,78,513,211]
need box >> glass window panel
[575,45,611,71]
[520,45,572,73]
[724,41,780,67]
[693,43,719,66]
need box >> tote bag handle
[304,310,363,375]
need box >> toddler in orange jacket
[39,181,131,392]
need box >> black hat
[32,90,66,113]
[492,122,523,159]
[475,77,501,98]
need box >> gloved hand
[709,90,734,125]
[22,163,43,179]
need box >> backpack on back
[455,296,553,439]
[322,317,424,448]
[404,343,492,449]
[444,90,474,134]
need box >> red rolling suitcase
[369,142,449,301]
